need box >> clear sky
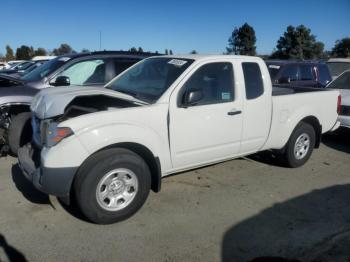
[1,0,349,55]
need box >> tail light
[337,95,341,114]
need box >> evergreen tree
[34,47,47,56]
[15,45,34,60]
[331,37,350,57]
[53,43,74,56]
[129,47,137,52]
[226,23,256,55]
[5,45,15,61]
[271,25,324,59]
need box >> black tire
[74,148,151,224]
[283,122,316,168]
[8,112,32,156]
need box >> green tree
[165,49,169,55]
[169,49,173,55]
[5,45,15,61]
[137,47,144,53]
[129,47,137,52]
[15,45,34,60]
[53,43,74,56]
[34,47,47,56]
[190,50,197,54]
[331,37,350,57]
[81,48,90,53]
[226,23,256,55]
[271,25,324,59]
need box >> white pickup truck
[18,55,341,224]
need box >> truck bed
[272,85,329,96]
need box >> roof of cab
[55,50,160,60]
[157,54,263,62]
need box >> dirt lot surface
[0,130,349,262]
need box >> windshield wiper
[116,89,138,97]
[113,89,150,105]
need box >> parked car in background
[0,51,156,155]
[266,60,332,88]
[327,69,350,128]
[18,55,340,224]
[7,60,25,67]
[31,56,56,61]
[9,60,47,78]
[0,60,50,78]
[327,58,350,79]
[0,61,36,75]
[0,62,10,70]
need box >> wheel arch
[71,142,162,197]
[0,103,31,116]
[299,116,322,148]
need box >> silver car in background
[327,69,350,128]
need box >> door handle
[227,110,242,116]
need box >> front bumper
[18,143,78,197]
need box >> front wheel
[283,122,316,168]
[74,148,151,224]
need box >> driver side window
[180,62,234,106]
[53,59,106,85]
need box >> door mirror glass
[51,76,70,86]
[183,90,203,106]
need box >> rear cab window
[299,65,315,81]
[280,65,298,81]
[317,64,332,86]
[242,62,264,99]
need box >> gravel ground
[0,129,349,262]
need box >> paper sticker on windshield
[268,65,280,69]
[58,57,71,62]
[168,59,187,67]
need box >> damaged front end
[32,94,142,149]
[0,107,11,153]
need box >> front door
[169,61,243,169]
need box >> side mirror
[50,76,70,86]
[183,90,203,107]
[278,76,291,84]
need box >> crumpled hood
[31,85,146,119]
[0,73,25,87]
[0,85,39,106]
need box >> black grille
[340,105,350,116]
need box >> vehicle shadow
[322,128,350,154]
[222,184,350,261]
[0,233,27,262]
[11,164,90,222]
[56,197,91,224]
[11,164,50,205]
[247,151,287,168]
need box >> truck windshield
[21,58,67,82]
[106,57,194,103]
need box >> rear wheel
[283,122,316,168]
[8,112,32,156]
[74,148,151,224]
